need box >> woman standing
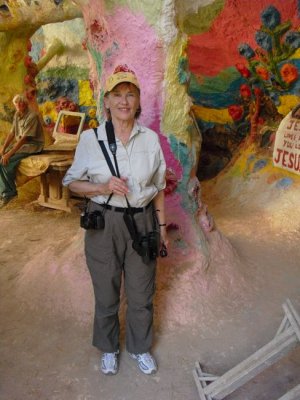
[63,65,167,376]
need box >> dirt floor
[1,188,300,400]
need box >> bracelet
[159,223,166,227]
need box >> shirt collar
[96,120,144,141]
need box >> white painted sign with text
[273,111,300,175]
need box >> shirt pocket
[131,150,158,185]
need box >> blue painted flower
[275,177,293,189]
[44,116,52,125]
[285,31,300,49]
[269,92,280,106]
[261,5,281,30]
[255,31,273,52]
[238,43,255,59]
[253,159,268,172]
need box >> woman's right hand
[104,176,129,196]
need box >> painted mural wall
[186,0,300,179]
[0,0,300,253]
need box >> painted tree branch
[0,0,82,32]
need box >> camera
[133,231,160,264]
[80,210,105,230]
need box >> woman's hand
[104,176,129,196]
[68,177,129,197]
[1,153,10,165]
[159,225,169,257]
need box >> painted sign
[273,109,300,175]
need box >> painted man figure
[0,94,44,208]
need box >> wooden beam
[205,327,297,399]
[193,299,300,400]
[277,385,300,400]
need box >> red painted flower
[228,105,244,121]
[257,117,265,125]
[253,87,263,97]
[164,169,178,195]
[235,63,251,78]
[27,40,32,52]
[24,55,32,68]
[240,84,251,98]
[280,63,298,84]
[24,74,35,85]
[256,66,269,80]
[114,64,136,75]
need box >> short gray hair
[12,94,28,105]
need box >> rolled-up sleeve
[152,140,166,191]
[62,133,90,187]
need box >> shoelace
[103,352,117,365]
[137,353,152,364]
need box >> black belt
[100,202,152,214]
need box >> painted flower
[228,105,244,121]
[280,63,298,84]
[255,31,272,52]
[236,63,251,78]
[27,62,38,78]
[256,66,270,80]
[68,102,78,112]
[24,74,35,85]
[285,31,300,49]
[24,55,33,68]
[114,64,135,74]
[253,87,263,97]
[27,40,32,52]
[89,119,98,128]
[238,43,255,59]
[269,92,280,105]
[261,5,281,30]
[82,38,88,51]
[25,87,36,101]
[43,116,53,126]
[240,84,251,98]
[257,117,265,125]
[88,108,97,118]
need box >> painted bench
[17,152,75,211]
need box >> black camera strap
[93,125,140,244]
[93,127,115,206]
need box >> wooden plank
[193,362,213,400]
[204,327,298,399]
[286,299,300,326]
[194,300,300,400]
[276,315,289,336]
[277,384,300,400]
[283,302,300,342]
[193,369,208,400]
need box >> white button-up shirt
[63,121,166,207]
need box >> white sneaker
[101,351,119,375]
[129,352,157,375]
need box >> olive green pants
[84,202,156,354]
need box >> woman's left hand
[159,226,169,256]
